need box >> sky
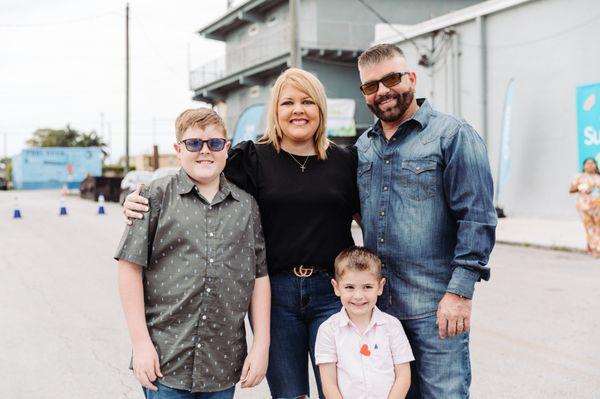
[0,0,244,162]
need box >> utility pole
[125,3,130,173]
[289,0,301,68]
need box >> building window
[248,24,259,36]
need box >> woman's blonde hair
[258,68,329,160]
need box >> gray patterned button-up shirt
[115,168,267,392]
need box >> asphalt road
[1,190,598,398]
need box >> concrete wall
[303,59,372,130]
[395,0,600,219]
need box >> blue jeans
[143,382,235,399]
[400,315,471,399]
[266,271,342,399]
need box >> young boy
[315,246,413,399]
[114,108,270,399]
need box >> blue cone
[60,206,68,216]
[13,209,22,219]
[98,205,105,215]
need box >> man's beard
[367,88,414,123]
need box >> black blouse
[225,141,359,274]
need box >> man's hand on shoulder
[436,292,472,339]
[123,183,149,225]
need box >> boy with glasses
[115,108,270,399]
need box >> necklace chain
[287,152,310,172]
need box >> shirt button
[383,186,388,191]
[197,344,201,349]
[382,263,385,268]
[380,238,385,243]
[209,258,214,263]
[416,166,421,171]
[385,160,390,164]
[206,288,211,293]
[380,211,385,216]
[209,232,214,237]
[202,315,207,320]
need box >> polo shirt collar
[367,98,431,138]
[338,305,388,329]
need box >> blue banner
[232,104,265,145]
[576,83,600,169]
[495,78,515,206]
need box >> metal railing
[190,24,290,90]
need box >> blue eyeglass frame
[178,138,227,152]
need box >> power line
[355,0,425,57]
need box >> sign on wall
[326,98,356,137]
[576,83,600,169]
[12,147,103,189]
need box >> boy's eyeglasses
[359,71,410,95]
[178,138,227,152]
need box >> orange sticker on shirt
[360,344,371,356]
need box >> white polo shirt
[315,306,414,399]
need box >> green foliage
[27,124,107,149]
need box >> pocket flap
[401,159,436,174]
[357,162,372,176]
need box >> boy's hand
[239,345,268,388]
[132,339,163,391]
[123,184,149,225]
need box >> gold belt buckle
[293,266,314,277]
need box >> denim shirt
[355,99,497,319]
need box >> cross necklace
[288,152,310,172]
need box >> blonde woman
[570,157,600,257]
[124,68,359,398]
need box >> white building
[378,0,600,219]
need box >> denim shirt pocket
[400,159,437,201]
[357,161,373,200]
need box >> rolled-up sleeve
[114,186,160,267]
[315,319,337,365]
[442,123,497,299]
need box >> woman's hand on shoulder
[123,184,150,225]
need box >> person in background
[570,157,600,258]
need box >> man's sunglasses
[359,71,410,95]
[178,138,227,152]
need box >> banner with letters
[576,83,600,169]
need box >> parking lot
[1,189,599,398]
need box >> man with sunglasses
[115,108,270,398]
[354,43,497,398]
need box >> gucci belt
[292,266,323,277]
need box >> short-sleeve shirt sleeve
[113,186,160,267]
[315,318,338,365]
[389,318,415,365]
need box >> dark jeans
[266,271,342,399]
[401,315,471,399]
[143,381,235,399]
